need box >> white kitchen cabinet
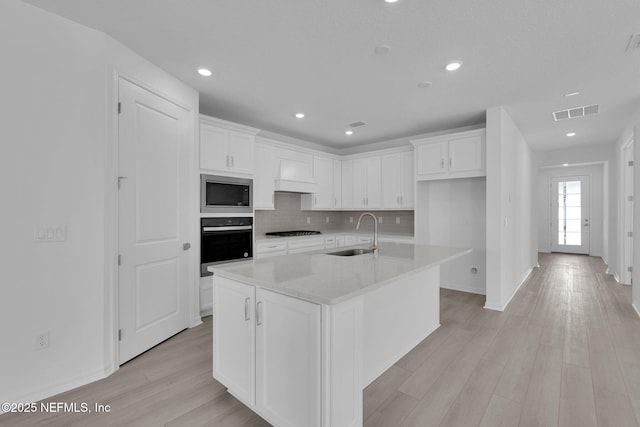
[324,235,337,249]
[301,155,335,210]
[255,240,287,259]
[254,142,277,210]
[412,129,485,180]
[381,151,414,209]
[352,156,381,209]
[286,236,326,253]
[213,277,255,405]
[200,115,258,176]
[255,288,321,427]
[333,159,342,209]
[213,276,321,427]
[341,160,354,209]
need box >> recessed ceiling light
[566,132,576,137]
[417,81,433,88]
[197,68,212,77]
[345,130,354,135]
[565,92,580,97]
[385,0,399,3]
[295,113,305,119]
[563,163,569,167]
[445,61,462,71]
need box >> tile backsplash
[255,192,414,235]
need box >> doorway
[550,175,590,255]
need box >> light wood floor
[3,253,640,426]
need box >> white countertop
[208,243,471,305]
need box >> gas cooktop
[265,230,322,237]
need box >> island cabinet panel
[213,277,255,405]
[256,288,321,427]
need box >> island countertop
[208,243,471,305]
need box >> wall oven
[201,217,253,276]
[201,174,252,214]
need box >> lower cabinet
[214,276,321,427]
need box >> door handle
[183,243,191,251]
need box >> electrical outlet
[378,216,383,224]
[396,217,400,224]
[35,331,50,350]
[349,217,353,223]
[307,217,311,224]
[326,217,329,223]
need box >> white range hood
[274,158,317,194]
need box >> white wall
[415,179,486,294]
[485,107,536,311]
[537,164,605,256]
[0,0,198,406]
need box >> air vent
[553,104,599,121]
[349,121,366,128]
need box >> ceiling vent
[349,121,366,128]
[552,104,599,121]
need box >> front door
[550,175,590,255]
[118,78,191,363]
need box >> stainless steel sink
[326,248,374,256]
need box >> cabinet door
[416,142,447,176]
[254,143,276,209]
[312,156,334,209]
[228,131,255,174]
[381,154,402,208]
[213,277,255,405]
[256,288,321,427]
[200,124,229,171]
[352,158,368,209]
[365,156,381,208]
[333,159,342,209]
[341,160,354,209]
[400,151,414,207]
[448,135,482,173]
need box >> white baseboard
[441,283,486,295]
[1,367,107,414]
[483,266,534,312]
[633,303,640,319]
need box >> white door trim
[621,138,634,284]
[105,68,200,373]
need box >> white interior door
[551,175,590,254]
[118,78,191,363]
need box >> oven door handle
[202,225,253,232]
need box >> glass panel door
[551,175,590,254]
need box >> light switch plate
[35,225,66,242]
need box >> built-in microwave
[200,174,253,214]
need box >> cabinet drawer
[287,237,325,251]
[256,241,287,255]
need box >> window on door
[557,180,581,246]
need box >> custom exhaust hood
[274,158,317,193]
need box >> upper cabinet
[412,129,485,181]
[352,155,381,209]
[381,150,414,209]
[254,140,277,210]
[200,115,259,176]
[301,155,341,210]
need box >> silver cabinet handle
[449,158,452,168]
[230,155,234,167]
[244,297,250,321]
[314,195,317,206]
[256,301,263,326]
[441,159,444,169]
[400,195,403,204]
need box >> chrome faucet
[356,212,379,253]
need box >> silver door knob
[183,243,191,251]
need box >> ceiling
[23,0,640,152]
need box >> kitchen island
[208,243,470,427]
